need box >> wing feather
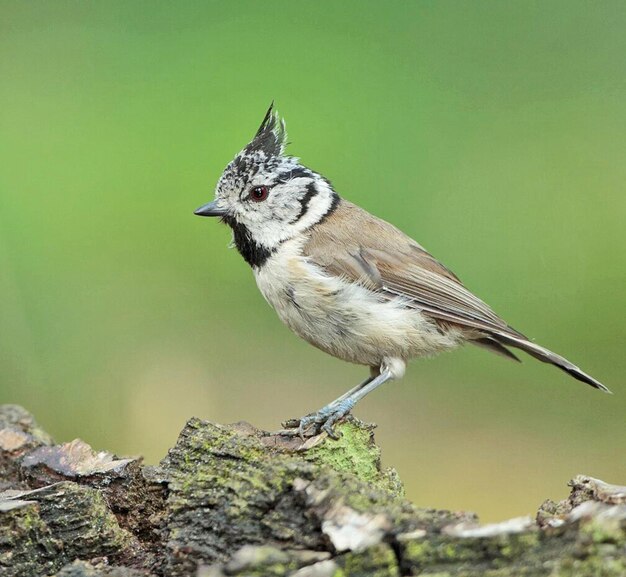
[303,200,609,392]
[304,200,525,339]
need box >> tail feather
[472,337,521,363]
[489,331,610,393]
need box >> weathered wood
[1,404,624,576]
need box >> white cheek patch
[237,176,336,251]
[271,178,313,218]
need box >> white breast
[253,238,464,367]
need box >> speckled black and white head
[194,104,339,268]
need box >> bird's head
[194,104,339,267]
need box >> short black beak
[194,200,227,217]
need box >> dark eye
[250,185,269,202]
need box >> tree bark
[1,404,624,576]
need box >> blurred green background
[1,1,624,522]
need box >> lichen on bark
[1,404,625,577]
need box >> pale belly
[254,243,464,367]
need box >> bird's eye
[250,186,269,202]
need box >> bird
[194,103,610,439]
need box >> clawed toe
[321,416,343,439]
[278,417,314,439]
[281,402,354,440]
[293,413,325,439]
[281,418,301,429]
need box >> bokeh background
[1,1,624,522]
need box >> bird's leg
[318,369,393,438]
[319,366,381,407]
[282,365,395,439]
[281,372,376,434]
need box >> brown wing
[304,200,609,392]
[304,200,525,339]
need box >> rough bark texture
[1,404,624,576]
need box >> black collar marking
[224,217,275,269]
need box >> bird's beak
[194,200,227,217]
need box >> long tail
[485,331,611,393]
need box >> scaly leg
[282,370,377,433]
[282,364,397,439]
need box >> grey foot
[282,398,356,440]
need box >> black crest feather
[245,102,287,157]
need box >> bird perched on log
[195,104,609,438]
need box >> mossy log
[1,404,625,576]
